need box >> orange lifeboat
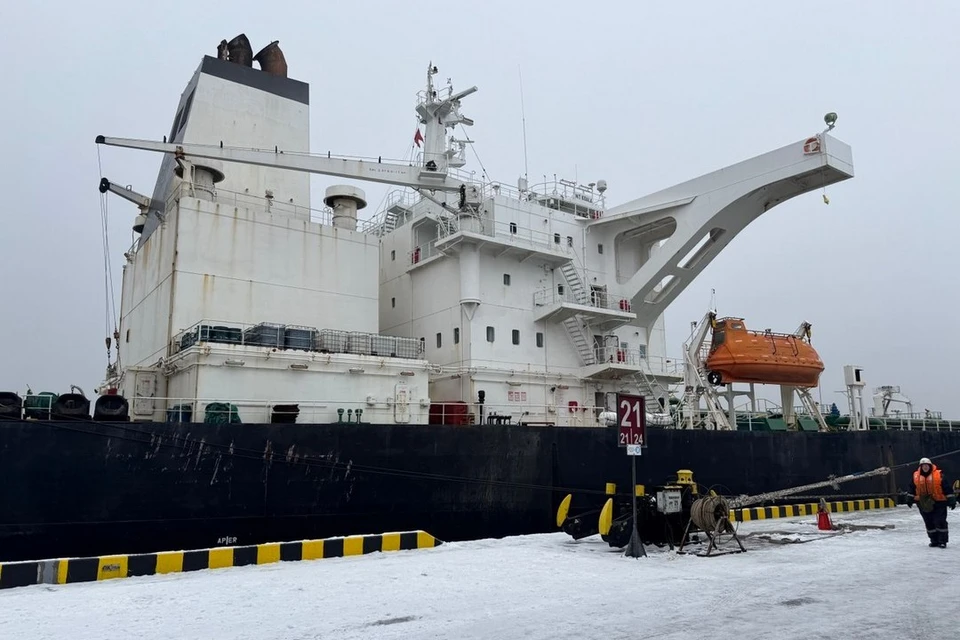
[704,317,824,388]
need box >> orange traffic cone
[817,498,833,531]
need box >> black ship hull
[2,419,957,562]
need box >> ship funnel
[324,185,367,231]
[254,40,288,77]
[225,34,253,67]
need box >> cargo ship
[1,35,957,563]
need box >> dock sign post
[617,393,647,558]
[618,394,646,453]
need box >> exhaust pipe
[225,34,253,67]
[254,40,287,77]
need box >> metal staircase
[562,316,596,366]
[378,190,417,237]
[635,364,674,425]
[559,262,588,304]
[559,261,596,365]
[796,387,829,432]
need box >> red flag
[413,128,424,147]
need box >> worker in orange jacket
[907,457,956,548]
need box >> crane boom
[98,177,160,212]
[94,136,467,193]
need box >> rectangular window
[554,233,561,244]
[509,222,517,234]
[436,333,442,348]
[454,327,460,344]
[536,332,544,348]
[598,243,604,254]
[486,326,495,342]
[391,250,396,261]
[557,284,565,296]
[503,273,511,285]
[566,236,573,247]
[391,297,396,308]
[512,329,520,345]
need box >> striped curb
[729,497,896,522]
[0,530,441,590]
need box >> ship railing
[132,396,423,426]
[485,220,574,254]
[386,189,421,213]
[734,398,834,416]
[170,319,425,360]
[480,177,606,209]
[167,183,380,234]
[880,410,943,421]
[429,172,606,217]
[430,215,575,255]
[881,418,959,431]
[533,288,634,313]
[745,328,807,342]
[409,242,443,265]
[132,396,625,427]
[585,346,684,377]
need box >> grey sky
[2,1,958,417]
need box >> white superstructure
[97,46,854,427]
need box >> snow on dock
[2,507,957,640]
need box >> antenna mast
[518,65,529,182]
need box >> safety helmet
[919,457,932,466]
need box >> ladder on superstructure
[796,387,830,432]
[558,261,596,366]
[635,361,673,423]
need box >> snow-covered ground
[2,506,957,640]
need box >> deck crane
[95,65,480,206]
[94,135,472,194]
[98,177,164,234]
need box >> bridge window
[486,326,495,342]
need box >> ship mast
[95,63,478,199]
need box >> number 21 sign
[617,393,646,449]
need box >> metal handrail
[167,183,380,233]
[533,289,634,313]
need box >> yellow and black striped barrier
[0,530,441,591]
[729,497,896,522]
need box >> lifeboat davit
[704,317,824,388]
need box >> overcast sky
[2,1,958,418]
